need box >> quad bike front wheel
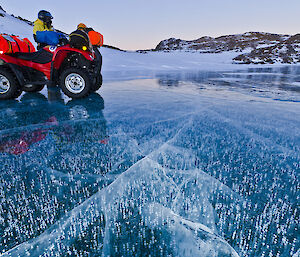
[22,84,45,93]
[59,68,92,99]
[93,74,103,91]
[0,67,21,100]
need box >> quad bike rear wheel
[22,84,45,93]
[0,67,21,100]
[59,68,92,99]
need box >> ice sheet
[1,68,299,256]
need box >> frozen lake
[0,67,299,256]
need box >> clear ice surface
[0,67,299,256]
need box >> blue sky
[1,0,300,50]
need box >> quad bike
[0,41,102,100]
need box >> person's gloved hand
[59,37,69,46]
[58,34,69,45]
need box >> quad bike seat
[9,49,53,64]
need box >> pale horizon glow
[1,0,300,50]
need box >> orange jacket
[83,27,104,47]
[88,30,103,47]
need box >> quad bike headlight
[82,46,87,51]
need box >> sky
[1,0,300,50]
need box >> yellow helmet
[77,23,87,29]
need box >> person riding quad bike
[33,10,68,50]
[76,23,103,90]
[77,23,103,63]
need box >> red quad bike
[0,42,102,99]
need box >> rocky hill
[233,34,300,64]
[153,32,300,64]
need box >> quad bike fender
[0,58,25,86]
[0,54,51,83]
[50,48,95,82]
[0,57,5,66]
[52,46,95,66]
[0,54,19,66]
[52,49,94,70]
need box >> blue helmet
[38,10,53,22]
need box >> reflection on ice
[0,70,299,256]
[156,66,300,102]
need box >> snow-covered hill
[0,6,34,41]
[233,34,300,64]
[154,32,289,52]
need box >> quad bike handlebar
[58,37,69,46]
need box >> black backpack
[69,29,90,50]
